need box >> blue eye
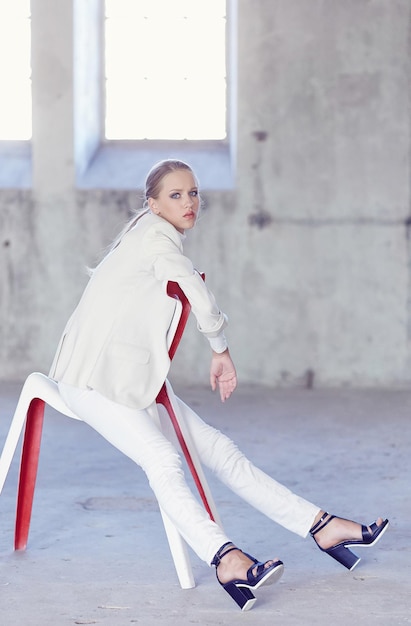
[190,190,198,197]
[170,192,180,199]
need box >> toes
[371,517,384,531]
[251,559,278,577]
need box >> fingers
[210,379,236,402]
[217,376,237,402]
[220,386,231,402]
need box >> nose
[184,194,194,208]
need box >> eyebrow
[168,187,198,192]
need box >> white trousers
[58,381,320,565]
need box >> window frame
[76,0,236,189]
[0,0,237,190]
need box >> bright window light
[104,0,227,140]
[0,0,31,140]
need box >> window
[0,0,31,140]
[76,0,235,189]
[104,0,227,141]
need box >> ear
[148,198,159,214]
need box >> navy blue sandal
[310,513,389,570]
[211,542,284,611]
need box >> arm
[144,221,236,400]
[145,222,228,339]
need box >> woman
[50,159,389,611]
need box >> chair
[0,280,222,590]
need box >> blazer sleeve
[142,221,228,338]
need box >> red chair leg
[14,398,46,550]
[156,384,216,523]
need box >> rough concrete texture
[1,0,411,387]
[1,381,409,625]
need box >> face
[148,169,200,233]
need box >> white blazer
[49,211,227,409]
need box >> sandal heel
[326,544,360,570]
[310,513,389,571]
[211,542,282,611]
[223,582,256,611]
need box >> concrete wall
[1,0,410,388]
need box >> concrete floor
[0,380,409,625]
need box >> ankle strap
[211,542,238,567]
[310,512,335,537]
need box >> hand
[210,349,237,402]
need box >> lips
[183,211,196,218]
